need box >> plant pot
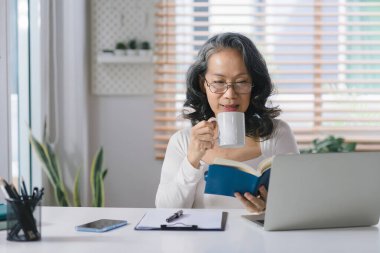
[139,49,152,57]
[114,49,126,56]
[126,49,138,56]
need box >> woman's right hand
[187,119,217,168]
[234,186,268,213]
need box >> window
[154,0,380,159]
[0,0,21,188]
[0,0,42,192]
[0,0,11,194]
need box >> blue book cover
[0,203,6,221]
[204,157,272,197]
[0,220,6,231]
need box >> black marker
[166,210,183,223]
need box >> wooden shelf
[97,53,153,64]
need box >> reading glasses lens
[209,82,252,94]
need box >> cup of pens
[1,177,44,242]
[6,196,41,241]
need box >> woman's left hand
[234,185,267,213]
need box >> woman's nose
[223,85,238,98]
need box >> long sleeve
[259,119,299,159]
[272,120,300,155]
[155,129,205,208]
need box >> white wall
[87,0,161,208]
[89,95,162,207]
[43,0,162,208]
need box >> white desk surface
[1,206,379,253]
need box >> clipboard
[134,209,227,231]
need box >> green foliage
[29,126,108,207]
[301,135,357,154]
[115,42,126,50]
[73,168,82,207]
[29,134,71,206]
[128,39,137,49]
[90,148,108,207]
[141,41,150,50]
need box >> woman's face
[203,48,252,116]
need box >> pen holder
[6,197,41,241]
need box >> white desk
[1,207,379,253]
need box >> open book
[204,156,273,197]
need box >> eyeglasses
[205,79,253,94]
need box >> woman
[155,32,299,213]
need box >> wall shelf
[91,0,154,95]
[97,53,153,64]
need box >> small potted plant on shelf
[139,41,151,56]
[114,42,127,56]
[127,39,138,56]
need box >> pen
[0,177,11,199]
[166,210,183,223]
[21,177,28,198]
[0,177,18,199]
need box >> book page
[213,158,260,176]
[212,156,273,176]
[257,156,273,174]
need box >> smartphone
[75,219,128,232]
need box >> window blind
[154,0,380,159]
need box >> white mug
[217,112,245,148]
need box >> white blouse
[155,119,299,209]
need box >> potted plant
[139,41,151,56]
[301,135,357,154]
[29,123,108,207]
[127,39,138,56]
[114,42,127,56]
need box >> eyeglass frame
[204,79,254,94]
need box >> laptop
[244,152,380,231]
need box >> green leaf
[30,133,59,185]
[96,174,102,207]
[304,135,357,154]
[43,144,71,206]
[30,132,71,206]
[44,142,61,184]
[55,186,70,206]
[91,147,104,207]
[95,172,105,207]
[100,175,105,207]
[102,169,108,180]
[95,169,107,207]
[42,144,60,184]
[343,142,357,152]
[73,168,82,207]
[43,118,48,143]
